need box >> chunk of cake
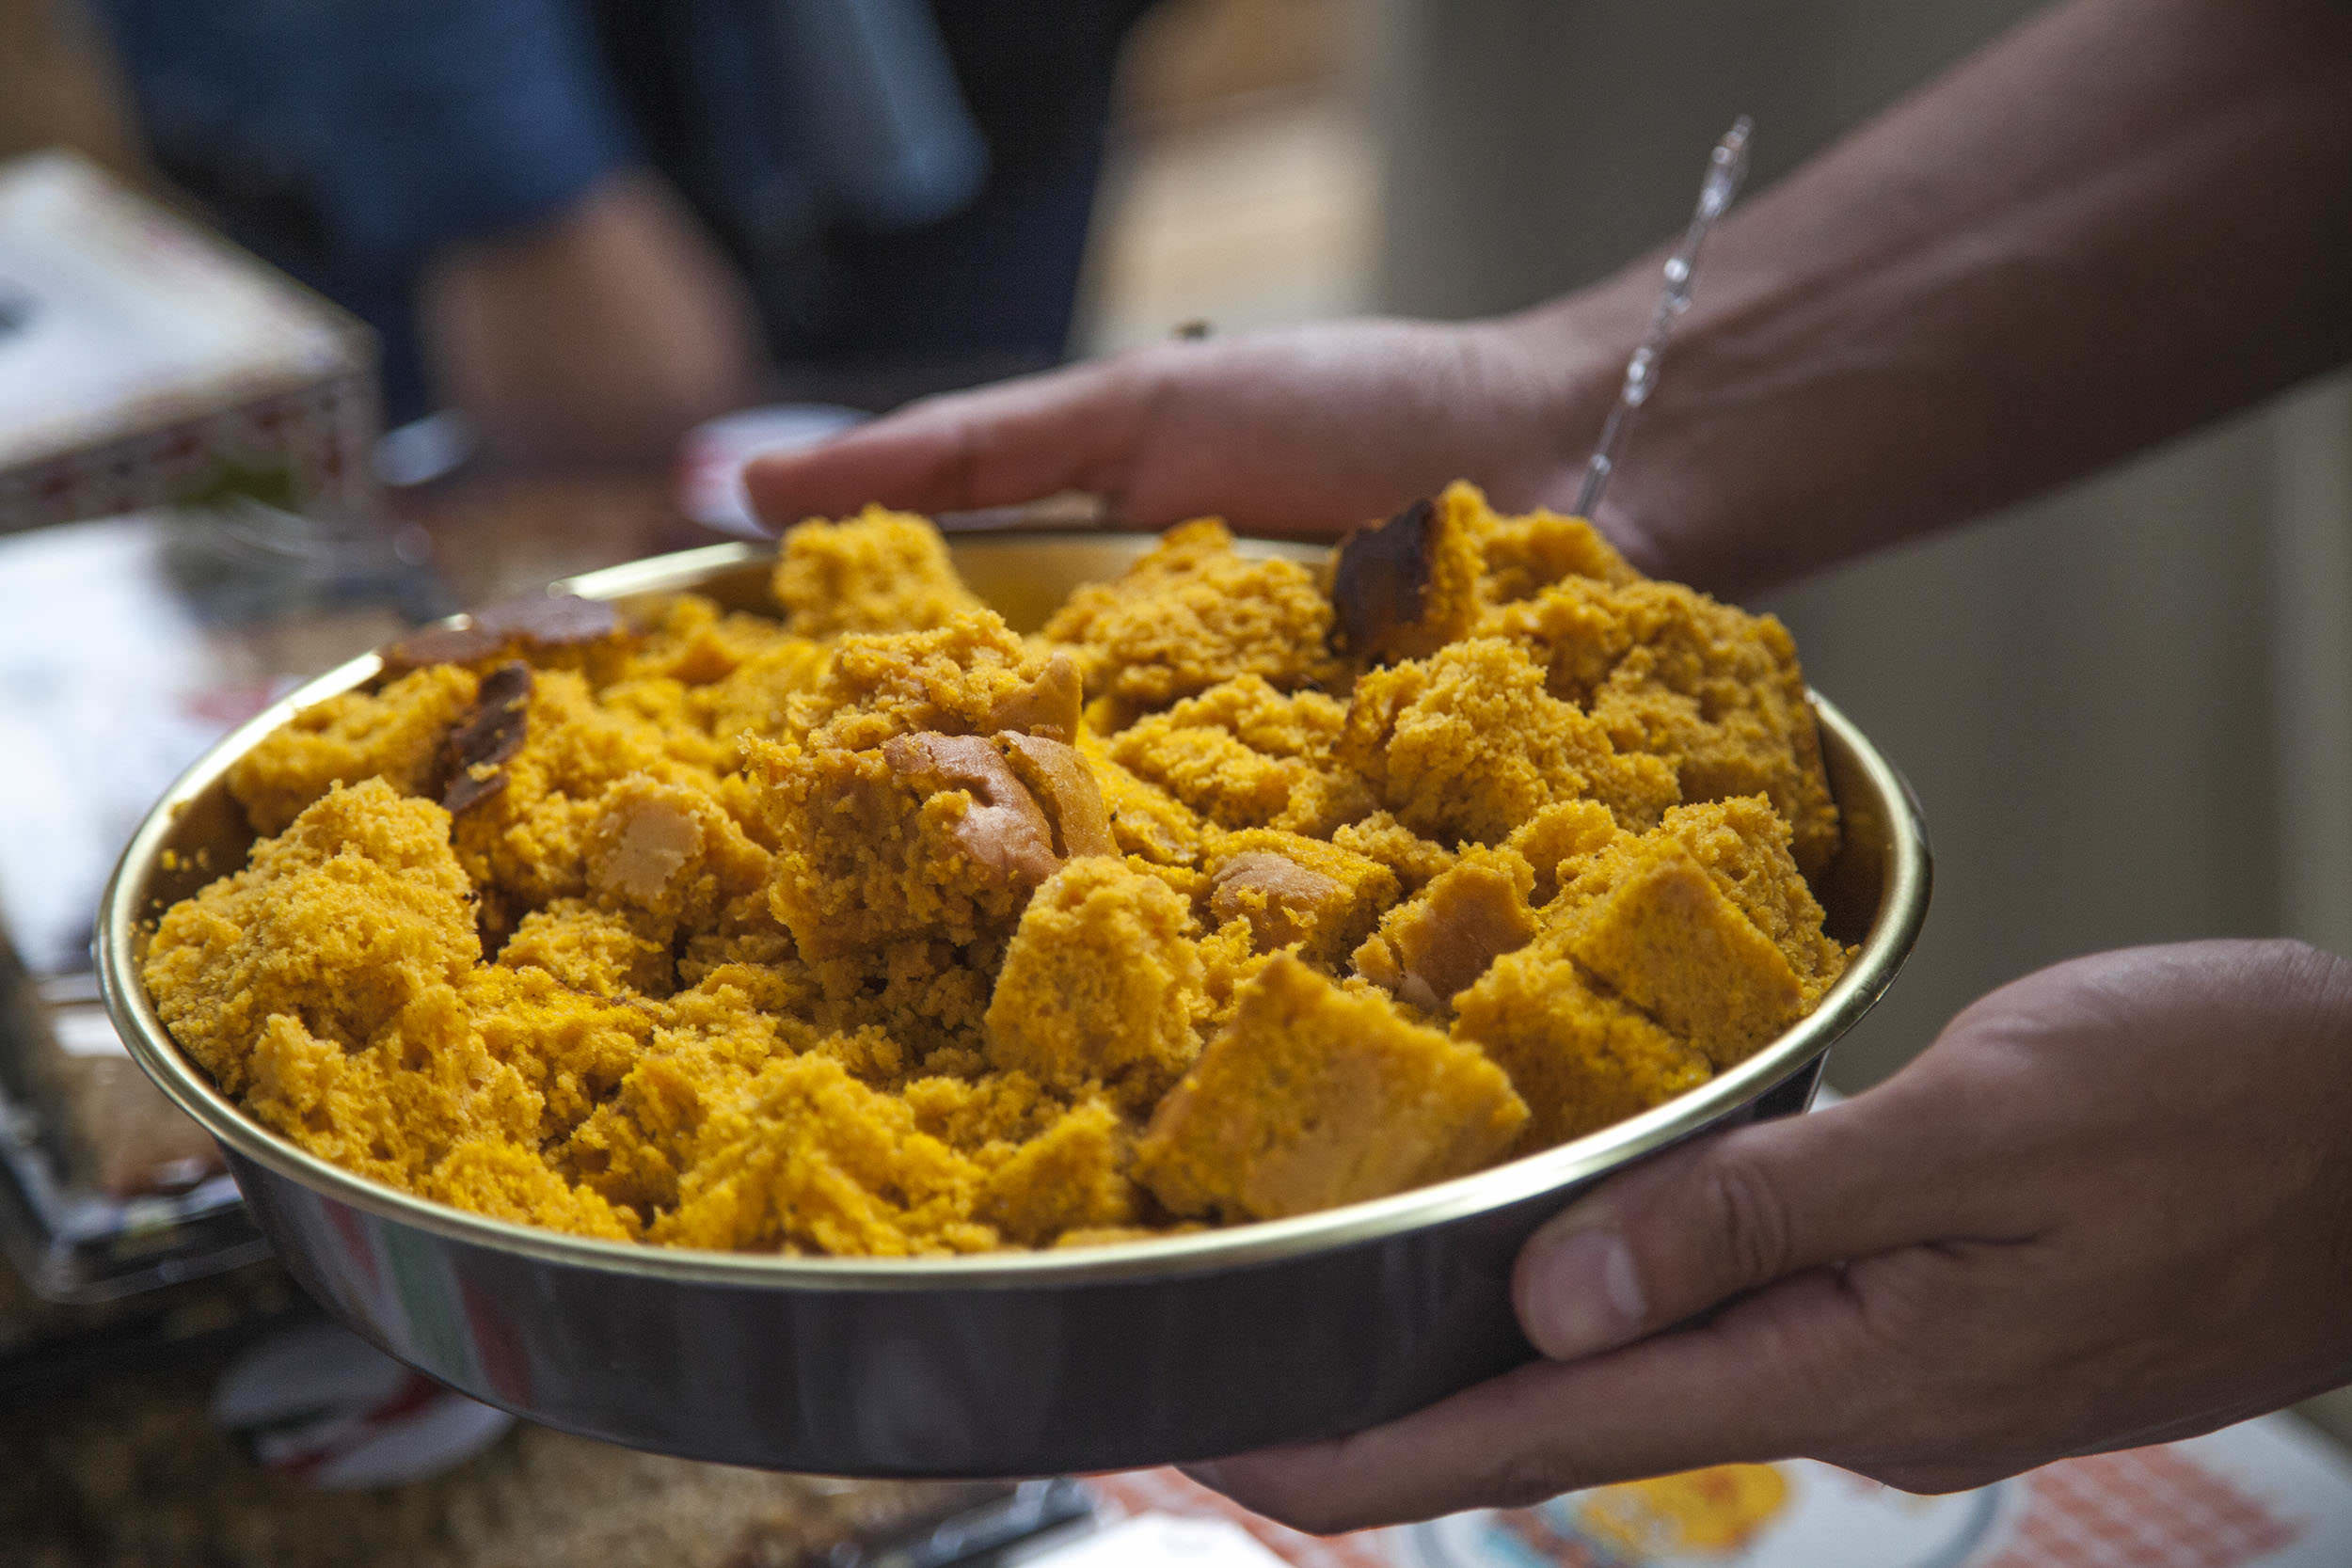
[983,857,1206,1111]
[788,610,1083,753]
[756,733,1062,958]
[227,664,481,835]
[1107,675,1373,833]
[771,504,985,638]
[1042,518,1340,717]
[1452,949,1712,1149]
[1544,833,1805,1068]
[1481,575,1837,874]
[1353,848,1539,1016]
[1341,638,1678,846]
[1136,955,1528,1222]
[1202,830,1397,963]
[976,1100,1141,1246]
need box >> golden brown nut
[998,731,1116,860]
[1202,832,1397,963]
[1329,486,1487,663]
[586,782,707,906]
[881,732,1060,886]
[1330,497,1435,656]
[983,651,1085,743]
[1209,852,1341,950]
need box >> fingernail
[1521,1225,1645,1360]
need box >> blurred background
[6,0,2352,1551]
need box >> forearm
[420,170,765,467]
[1527,0,2352,594]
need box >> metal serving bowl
[98,534,1930,1477]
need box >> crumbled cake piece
[975,1099,1140,1245]
[1136,955,1528,1222]
[1341,637,1679,845]
[1353,848,1538,1015]
[755,734,1058,959]
[788,610,1078,752]
[1451,802,1846,1146]
[1545,834,1805,1067]
[1329,481,1636,662]
[1043,518,1341,716]
[771,504,985,638]
[1078,729,1213,865]
[422,1137,638,1240]
[694,635,832,744]
[446,668,703,914]
[584,773,772,929]
[1658,796,1850,999]
[1470,491,1638,601]
[142,781,557,1195]
[228,664,481,835]
[619,594,803,687]
[1330,810,1458,894]
[1453,951,1711,1149]
[1481,575,1838,874]
[1107,675,1373,834]
[146,780,482,1081]
[147,487,1853,1257]
[1202,830,1396,963]
[497,897,674,999]
[647,1053,994,1255]
[1503,799,1622,905]
[983,858,1205,1111]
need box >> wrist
[1496,274,1717,588]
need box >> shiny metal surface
[97,534,1931,1475]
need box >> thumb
[1513,1081,1990,1361]
[741,356,1155,529]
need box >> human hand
[421,170,764,467]
[741,315,1653,563]
[1187,939,2352,1532]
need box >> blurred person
[94,0,1156,466]
[747,0,2352,1531]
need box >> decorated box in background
[0,150,376,531]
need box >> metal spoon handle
[1574,115,1754,518]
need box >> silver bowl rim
[96,534,1930,1292]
